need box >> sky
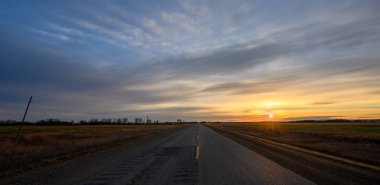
[1,0,380,122]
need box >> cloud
[1,0,380,121]
[201,76,296,95]
[130,106,210,115]
[310,102,337,105]
[3,13,380,120]
[0,29,196,120]
[282,116,340,121]
[144,13,380,78]
[32,29,70,41]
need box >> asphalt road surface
[1,124,315,185]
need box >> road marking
[215,127,380,172]
[196,127,200,160]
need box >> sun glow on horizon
[268,113,274,119]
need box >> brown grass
[0,124,185,176]
[206,122,380,166]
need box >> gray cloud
[133,14,380,82]
[310,102,337,105]
[282,116,340,121]
[201,76,296,95]
[1,1,380,121]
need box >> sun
[268,113,274,119]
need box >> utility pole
[17,96,33,137]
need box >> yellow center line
[196,127,200,160]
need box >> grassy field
[0,124,185,176]
[207,122,380,166]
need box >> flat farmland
[207,122,380,166]
[0,124,185,176]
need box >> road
[1,124,315,185]
[198,124,314,185]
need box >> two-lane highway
[83,124,199,185]
[1,124,315,185]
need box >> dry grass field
[207,122,380,166]
[0,124,185,176]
